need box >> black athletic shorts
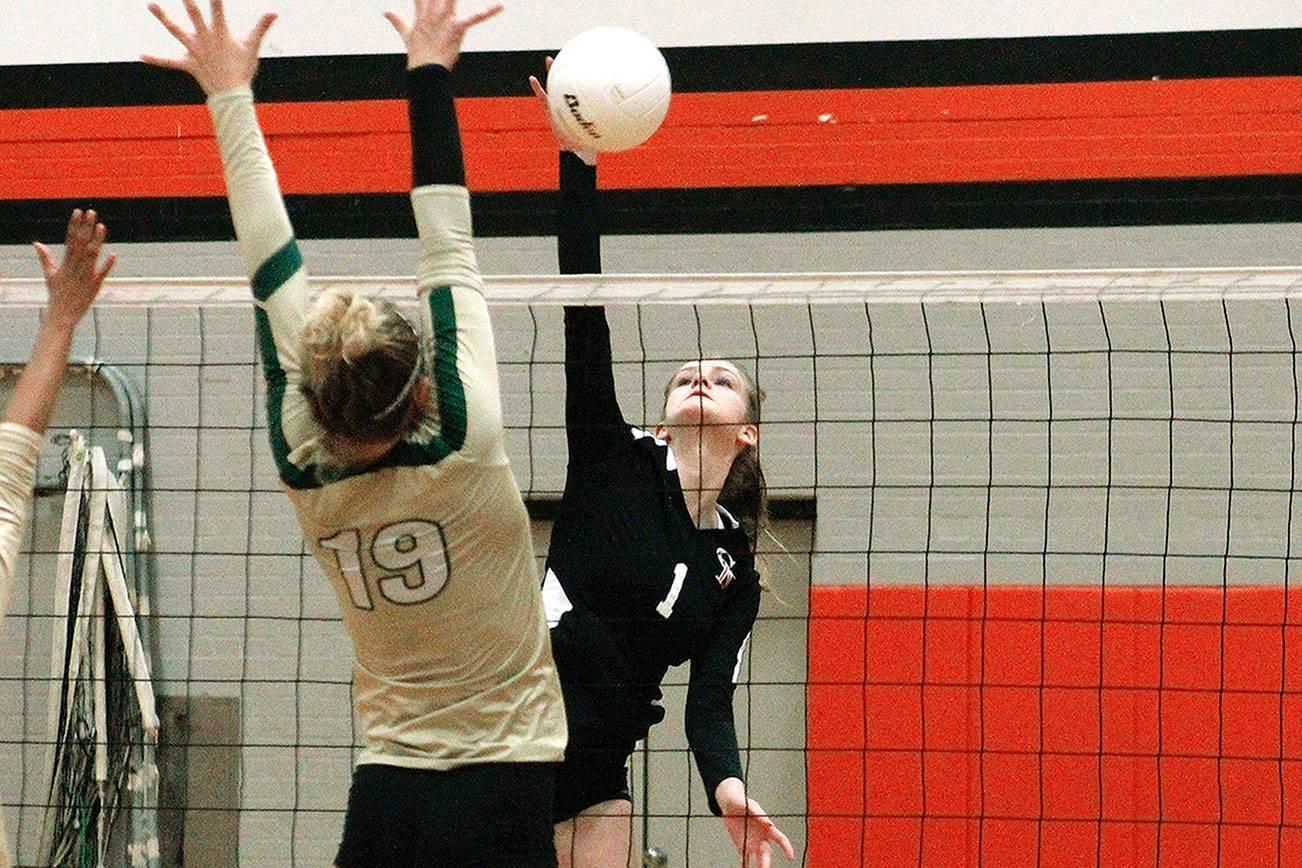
[552,731,635,823]
[548,607,664,823]
[335,761,557,868]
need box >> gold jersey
[209,88,565,769]
[0,421,40,868]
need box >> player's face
[663,360,751,429]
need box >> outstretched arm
[388,0,508,460]
[144,0,322,482]
[0,210,115,617]
[530,57,599,273]
[144,0,288,282]
[529,65,629,460]
[6,210,114,434]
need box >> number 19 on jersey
[320,519,450,609]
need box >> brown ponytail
[719,438,767,553]
[717,366,767,553]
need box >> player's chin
[666,405,709,428]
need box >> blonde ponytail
[297,288,423,454]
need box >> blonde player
[144,2,566,865]
[0,209,115,868]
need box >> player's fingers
[180,0,208,32]
[94,254,118,287]
[141,54,193,72]
[70,210,95,247]
[462,3,503,28]
[528,74,546,100]
[32,243,56,278]
[246,12,277,52]
[383,10,409,38]
[210,0,227,31]
[62,209,82,246]
[147,3,193,46]
[771,826,795,861]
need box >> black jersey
[544,153,761,815]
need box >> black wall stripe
[5,177,1302,245]
[3,28,1301,109]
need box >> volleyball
[546,27,672,153]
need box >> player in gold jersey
[145,2,566,864]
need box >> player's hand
[529,56,597,166]
[142,0,276,96]
[34,209,115,331]
[715,779,796,868]
[385,0,503,71]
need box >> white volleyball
[546,27,672,153]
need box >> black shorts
[548,607,664,823]
[335,761,557,868]
[552,731,635,823]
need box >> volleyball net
[1,268,1300,866]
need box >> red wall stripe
[3,76,1302,200]
[807,584,1302,867]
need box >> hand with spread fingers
[385,0,503,71]
[34,209,115,332]
[142,0,277,95]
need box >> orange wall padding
[807,584,1302,867]
[4,76,1302,200]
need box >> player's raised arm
[387,0,501,292]
[389,0,509,460]
[0,209,114,617]
[7,210,114,436]
[143,1,323,477]
[0,206,116,868]
[143,1,289,291]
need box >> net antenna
[40,431,160,868]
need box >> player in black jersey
[530,68,796,868]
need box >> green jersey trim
[377,285,467,469]
[268,285,468,490]
[252,239,302,303]
[255,306,314,489]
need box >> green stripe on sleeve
[360,285,466,471]
[426,286,466,453]
[254,307,314,488]
[252,239,303,303]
